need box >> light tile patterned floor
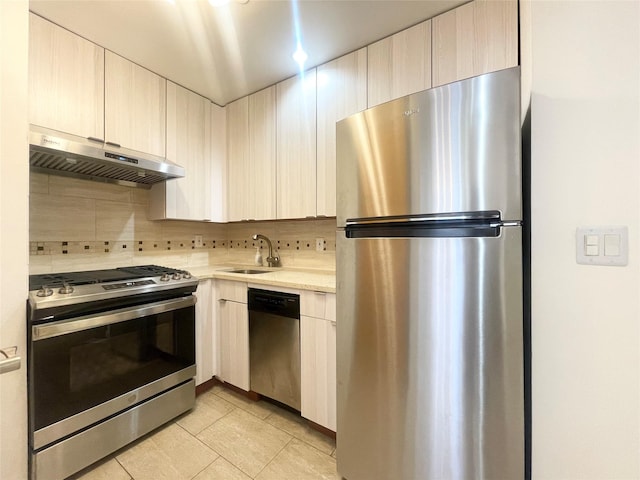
[69,385,339,480]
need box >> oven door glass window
[31,303,195,432]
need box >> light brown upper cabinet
[30,16,168,159]
[226,87,277,222]
[248,86,277,221]
[209,102,227,223]
[316,49,368,217]
[29,13,105,139]
[150,82,216,221]
[367,20,432,108]
[432,0,518,87]
[276,69,317,220]
[104,51,166,157]
[226,96,250,222]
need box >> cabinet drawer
[216,279,247,303]
[301,291,336,322]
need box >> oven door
[30,295,196,450]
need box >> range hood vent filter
[28,126,185,188]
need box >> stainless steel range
[27,265,199,480]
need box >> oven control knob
[182,271,192,279]
[36,286,53,297]
[58,283,74,294]
[172,273,182,280]
[160,273,171,282]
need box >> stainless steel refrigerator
[336,66,524,480]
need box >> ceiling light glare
[292,42,308,69]
[209,0,249,6]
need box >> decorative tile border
[227,237,336,252]
[29,235,336,256]
[29,239,228,256]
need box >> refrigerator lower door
[336,227,524,480]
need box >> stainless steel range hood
[29,126,185,188]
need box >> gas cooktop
[29,265,191,291]
[28,265,198,314]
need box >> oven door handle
[32,296,197,341]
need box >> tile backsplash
[29,173,336,274]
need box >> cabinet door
[105,51,166,156]
[217,279,248,303]
[226,97,250,222]
[367,20,431,108]
[162,81,212,221]
[29,13,104,139]
[248,86,277,220]
[317,49,367,217]
[301,315,337,431]
[210,102,227,223]
[218,299,249,391]
[432,0,518,87]
[195,279,214,386]
[276,69,317,219]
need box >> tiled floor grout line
[209,386,338,460]
[263,415,336,458]
[201,387,321,479]
[177,391,290,480]
[114,456,133,480]
[252,436,295,479]
[186,398,275,480]
[75,386,338,480]
[171,420,222,480]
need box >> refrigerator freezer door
[336,227,524,480]
[336,67,521,227]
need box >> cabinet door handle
[330,321,337,327]
[105,141,121,148]
[87,136,104,143]
[218,299,227,304]
[313,291,326,296]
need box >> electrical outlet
[194,235,203,248]
[315,237,325,252]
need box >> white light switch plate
[576,226,628,266]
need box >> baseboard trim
[195,377,220,396]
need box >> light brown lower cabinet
[300,291,337,431]
[216,280,250,391]
[195,279,214,386]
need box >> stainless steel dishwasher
[249,288,301,410]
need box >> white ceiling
[29,0,467,106]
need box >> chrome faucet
[252,234,280,267]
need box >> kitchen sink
[224,269,271,275]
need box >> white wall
[530,1,639,478]
[0,0,29,478]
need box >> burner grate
[117,265,186,276]
[28,265,185,291]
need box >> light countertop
[188,265,336,293]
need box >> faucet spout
[252,234,280,267]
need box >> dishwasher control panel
[248,289,300,319]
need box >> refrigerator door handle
[499,220,523,227]
[344,211,522,239]
[345,210,502,227]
